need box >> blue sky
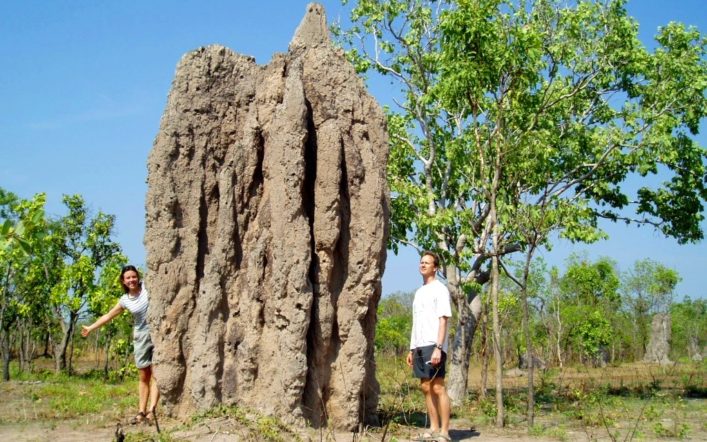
[1,0,704,299]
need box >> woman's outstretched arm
[81,302,125,337]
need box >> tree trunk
[54,312,77,372]
[18,324,26,373]
[491,240,504,427]
[554,296,563,369]
[1,331,10,381]
[520,249,535,429]
[20,321,33,373]
[0,295,7,381]
[68,330,75,374]
[103,337,112,379]
[94,333,100,370]
[480,301,489,399]
[43,331,51,358]
[447,286,482,404]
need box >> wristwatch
[435,343,443,350]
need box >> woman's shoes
[129,409,156,426]
[129,411,146,425]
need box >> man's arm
[431,316,449,365]
[436,316,448,348]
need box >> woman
[82,265,159,425]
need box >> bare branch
[499,259,523,289]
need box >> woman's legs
[148,366,160,412]
[138,366,151,414]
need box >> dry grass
[0,354,705,441]
[375,352,706,441]
[0,358,136,425]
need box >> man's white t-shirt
[410,279,452,352]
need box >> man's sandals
[414,431,452,441]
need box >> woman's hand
[406,350,413,368]
[81,302,124,338]
[81,325,92,337]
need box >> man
[406,251,452,441]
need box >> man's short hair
[421,250,440,268]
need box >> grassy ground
[0,355,705,441]
[0,362,135,425]
[375,354,706,441]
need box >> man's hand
[431,347,442,366]
[81,325,92,338]
[406,351,413,368]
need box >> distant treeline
[377,256,705,368]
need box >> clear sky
[1,1,704,299]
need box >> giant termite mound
[144,3,388,430]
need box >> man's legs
[431,377,451,436]
[420,377,451,436]
[420,378,441,432]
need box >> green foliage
[557,255,619,360]
[125,432,175,442]
[376,315,412,353]
[191,405,301,442]
[0,188,62,379]
[256,415,290,442]
[375,291,414,353]
[573,310,613,359]
[622,259,680,358]
[560,254,621,306]
[339,1,705,400]
[670,297,707,361]
[529,423,569,441]
[653,421,690,439]
[88,255,132,371]
[52,194,121,318]
[0,187,126,376]
[340,0,706,272]
[51,194,124,371]
[623,259,679,314]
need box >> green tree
[501,256,553,424]
[338,0,707,419]
[669,297,706,361]
[375,291,414,354]
[0,189,58,380]
[11,223,63,374]
[51,195,121,372]
[622,259,680,359]
[557,255,621,364]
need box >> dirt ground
[1,359,704,441]
[1,406,703,442]
[0,417,600,442]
